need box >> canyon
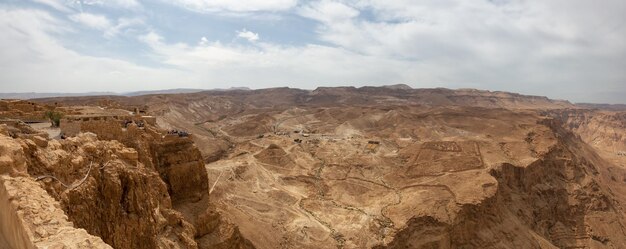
[1,86,625,248]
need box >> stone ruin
[59,114,157,138]
[0,99,54,123]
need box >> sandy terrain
[29,122,61,138]
[193,106,560,248]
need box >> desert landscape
[1,86,625,248]
[2,0,625,248]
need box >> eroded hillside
[2,86,624,248]
[157,104,626,248]
[0,103,253,248]
[145,87,623,248]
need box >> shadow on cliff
[377,119,626,249]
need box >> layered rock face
[150,137,208,203]
[0,125,112,249]
[548,109,626,153]
[53,115,253,248]
[0,113,253,248]
[22,133,198,248]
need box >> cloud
[0,8,187,92]
[104,17,145,38]
[79,0,141,9]
[137,30,430,90]
[32,0,141,12]
[2,1,625,103]
[164,0,298,12]
[236,29,259,42]
[31,0,72,12]
[291,0,626,102]
[69,12,111,30]
[298,0,359,23]
[199,36,209,46]
[68,12,144,38]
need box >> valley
[1,86,625,248]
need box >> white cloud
[104,17,145,38]
[165,0,298,12]
[32,0,141,12]
[236,29,259,42]
[69,12,111,30]
[315,0,626,60]
[68,12,144,38]
[80,0,141,9]
[2,1,626,103]
[291,0,626,102]
[199,36,209,46]
[31,0,72,12]
[298,0,359,23]
[137,30,432,89]
[0,9,188,92]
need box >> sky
[0,0,624,103]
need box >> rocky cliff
[0,116,253,248]
[8,87,625,248]
[379,119,626,248]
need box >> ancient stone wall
[78,119,124,140]
[0,176,34,249]
[60,115,156,138]
[0,176,112,249]
[0,100,54,122]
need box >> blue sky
[0,0,624,103]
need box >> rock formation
[0,107,253,248]
[1,86,624,248]
[0,124,112,249]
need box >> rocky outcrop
[54,116,252,248]
[8,118,253,249]
[254,144,294,168]
[0,129,28,176]
[20,88,626,248]
[548,109,626,152]
[150,137,208,203]
[0,126,111,249]
[22,133,197,249]
[378,120,626,248]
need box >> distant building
[60,114,157,137]
[0,99,53,122]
